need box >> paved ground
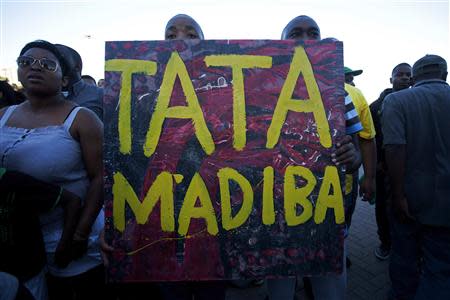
[226,200,391,300]
[346,201,390,300]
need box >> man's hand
[393,196,414,223]
[332,135,356,166]
[360,176,376,202]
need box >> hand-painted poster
[104,39,346,282]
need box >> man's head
[81,74,96,86]
[344,67,363,86]
[390,63,412,91]
[0,80,18,108]
[412,54,447,83]
[98,78,105,88]
[55,44,83,83]
[165,14,204,40]
[281,15,320,41]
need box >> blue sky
[1,0,448,102]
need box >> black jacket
[369,88,393,168]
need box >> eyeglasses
[16,56,59,72]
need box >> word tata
[107,46,344,235]
[105,46,332,156]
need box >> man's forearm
[385,144,406,198]
[359,137,377,179]
[347,134,362,173]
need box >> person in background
[12,84,27,104]
[343,73,377,259]
[369,63,411,260]
[55,44,103,120]
[0,80,22,109]
[344,67,363,86]
[0,168,81,300]
[81,75,97,87]
[343,68,377,215]
[97,78,105,88]
[383,54,450,299]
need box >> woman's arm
[55,189,82,267]
[71,109,104,257]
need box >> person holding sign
[159,14,228,300]
[101,14,223,300]
[268,15,363,300]
[157,13,231,300]
[164,14,204,40]
[0,40,105,300]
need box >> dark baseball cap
[413,54,447,77]
[344,67,363,76]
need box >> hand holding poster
[104,39,346,281]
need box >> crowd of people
[0,13,449,300]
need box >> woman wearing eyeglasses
[0,40,105,300]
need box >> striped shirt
[345,94,363,135]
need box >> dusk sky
[1,0,448,102]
